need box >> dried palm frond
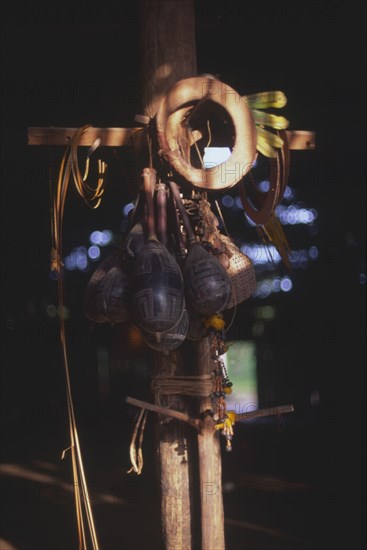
[257,212,291,271]
[251,109,289,130]
[243,90,287,109]
[243,90,289,158]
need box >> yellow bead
[204,314,226,331]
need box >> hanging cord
[51,125,106,550]
[51,125,107,273]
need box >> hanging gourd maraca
[131,169,185,334]
[169,181,231,316]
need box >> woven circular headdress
[156,76,257,190]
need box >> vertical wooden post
[139,0,197,119]
[153,350,194,550]
[197,339,225,550]
[139,3,225,549]
[139,2,198,549]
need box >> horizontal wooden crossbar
[286,130,315,150]
[126,395,294,429]
[27,127,315,150]
[27,126,140,147]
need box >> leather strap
[239,131,290,225]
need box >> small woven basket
[220,235,257,308]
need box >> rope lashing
[152,374,214,405]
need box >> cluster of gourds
[84,75,291,351]
[85,169,255,353]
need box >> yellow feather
[243,91,287,109]
[256,134,277,158]
[256,126,284,148]
[252,110,289,130]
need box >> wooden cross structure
[27,2,314,549]
[28,126,314,149]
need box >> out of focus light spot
[90,230,103,245]
[310,389,320,407]
[76,257,88,270]
[272,277,281,292]
[254,305,276,320]
[252,321,264,337]
[123,202,135,217]
[65,247,90,271]
[64,253,77,271]
[299,250,309,262]
[57,306,70,319]
[223,481,236,492]
[248,273,294,298]
[221,195,234,208]
[289,250,298,262]
[299,209,311,223]
[309,246,319,260]
[46,304,57,318]
[283,186,295,200]
[76,247,88,270]
[255,280,273,299]
[359,273,366,285]
[258,180,270,192]
[101,230,113,246]
[242,244,281,265]
[275,204,317,225]
[203,147,231,168]
[88,245,101,260]
[90,230,113,246]
[287,206,297,225]
[280,276,292,292]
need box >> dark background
[0,1,366,549]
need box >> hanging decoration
[79,76,299,458]
[45,75,308,509]
[50,125,106,550]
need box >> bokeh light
[123,202,135,217]
[280,276,293,292]
[89,229,113,247]
[258,180,270,192]
[88,245,101,260]
[308,246,319,260]
[221,195,234,208]
[242,244,281,265]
